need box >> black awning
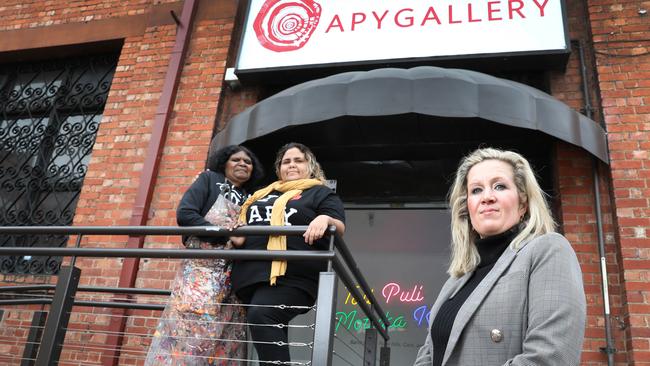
[214,66,608,164]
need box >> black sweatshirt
[176,170,248,244]
[231,185,345,300]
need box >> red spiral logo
[253,0,322,52]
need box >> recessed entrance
[243,115,556,364]
[244,114,556,204]
[219,66,609,364]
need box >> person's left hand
[228,220,247,247]
[304,215,331,245]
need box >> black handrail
[0,247,335,260]
[0,225,308,236]
[0,225,390,342]
[332,257,391,341]
[333,235,392,333]
[0,284,171,295]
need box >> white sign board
[236,0,568,72]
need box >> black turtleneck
[429,225,520,366]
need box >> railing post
[35,265,81,366]
[311,271,337,366]
[363,328,378,366]
[21,311,47,366]
[379,343,391,366]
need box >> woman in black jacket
[230,142,345,364]
[146,145,263,366]
[177,144,264,238]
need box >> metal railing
[0,225,391,366]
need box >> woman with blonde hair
[415,147,585,366]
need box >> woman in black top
[146,145,263,365]
[230,142,345,364]
[177,144,263,238]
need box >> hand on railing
[306,215,345,244]
[228,220,247,247]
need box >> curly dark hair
[207,145,264,191]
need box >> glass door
[289,207,451,365]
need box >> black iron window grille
[0,54,118,275]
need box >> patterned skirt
[145,239,246,366]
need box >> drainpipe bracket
[170,10,181,26]
[599,346,616,354]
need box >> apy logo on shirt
[247,195,298,225]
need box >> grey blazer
[414,233,586,366]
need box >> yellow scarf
[239,178,323,285]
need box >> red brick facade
[0,0,648,365]
[588,0,650,364]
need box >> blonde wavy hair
[274,142,326,183]
[447,148,556,277]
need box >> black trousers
[238,284,314,364]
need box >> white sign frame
[236,0,569,74]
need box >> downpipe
[574,39,615,366]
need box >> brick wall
[73,16,236,366]
[127,17,237,362]
[0,1,238,364]
[0,0,152,31]
[587,0,650,364]
[556,144,625,364]
[538,24,630,362]
[70,25,176,364]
